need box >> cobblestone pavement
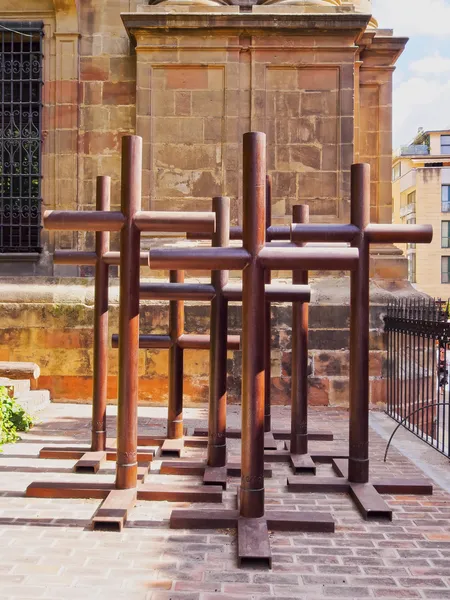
[0,403,449,600]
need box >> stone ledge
[122,11,371,38]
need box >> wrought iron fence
[385,298,450,458]
[0,21,44,253]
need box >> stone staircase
[0,362,51,415]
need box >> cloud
[373,0,450,36]
[393,76,450,146]
[410,52,450,74]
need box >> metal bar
[44,210,125,232]
[290,223,359,244]
[149,247,251,271]
[186,226,242,241]
[102,251,148,266]
[240,131,266,519]
[291,205,309,456]
[168,270,184,440]
[111,334,172,349]
[365,223,433,244]
[53,251,98,266]
[267,225,290,242]
[179,333,240,351]
[348,163,370,484]
[134,210,215,233]
[222,283,311,303]
[264,175,272,433]
[258,246,359,271]
[92,176,110,452]
[140,282,215,301]
[116,135,141,490]
[208,196,230,468]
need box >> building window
[443,222,450,248]
[393,163,401,181]
[441,135,450,154]
[443,186,450,212]
[407,190,416,206]
[408,253,416,283]
[0,22,44,253]
[442,257,450,283]
[407,217,416,249]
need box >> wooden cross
[38,176,153,475]
[287,164,434,520]
[192,178,333,450]
[148,132,364,564]
[156,196,311,489]
[26,136,229,527]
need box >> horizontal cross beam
[111,333,240,351]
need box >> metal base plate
[39,446,156,463]
[92,489,137,532]
[74,451,107,474]
[170,507,334,568]
[284,442,349,463]
[290,453,317,474]
[193,427,334,441]
[160,460,273,481]
[263,432,278,450]
[238,518,272,568]
[288,461,432,521]
[137,483,223,503]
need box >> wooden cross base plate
[193,427,334,449]
[39,445,157,474]
[159,459,273,489]
[137,434,208,457]
[261,441,349,474]
[25,464,223,531]
[170,507,335,568]
[287,458,433,521]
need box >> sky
[373,0,450,149]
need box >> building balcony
[400,203,416,218]
[397,145,429,157]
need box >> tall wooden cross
[287,164,434,520]
[26,136,228,527]
[148,132,363,564]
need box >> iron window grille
[0,21,44,253]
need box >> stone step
[15,390,51,415]
[0,378,31,396]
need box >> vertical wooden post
[116,135,142,490]
[91,176,110,452]
[168,270,185,439]
[240,132,266,518]
[349,163,371,484]
[264,175,272,433]
[290,204,310,455]
[207,196,230,467]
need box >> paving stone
[0,404,449,599]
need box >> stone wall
[0,276,405,408]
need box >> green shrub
[0,386,33,448]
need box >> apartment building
[393,129,450,298]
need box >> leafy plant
[0,386,33,449]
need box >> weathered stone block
[298,68,339,91]
[80,57,110,82]
[165,67,209,90]
[103,81,136,105]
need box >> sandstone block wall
[0,278,389,408]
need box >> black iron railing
[0,21,44,253]
[385,298,450,458]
